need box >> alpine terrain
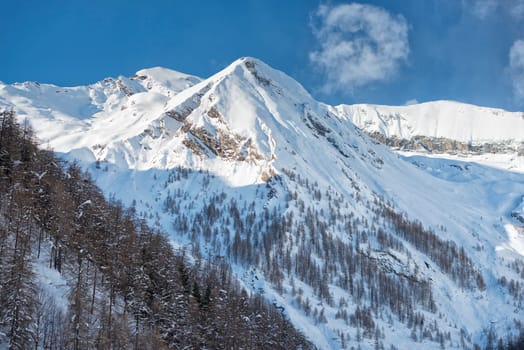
[1,57,524,349]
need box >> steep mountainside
[337,101,524,144]
[1,58,524,349]
[336,102,524,172]
[0,110,311,350]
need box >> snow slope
[2,58,524,349]
[337,101,524,144]
[0,68,201,156]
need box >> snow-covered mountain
[338,101,524,144]
[1,58,524,349]
[337,101,524,173]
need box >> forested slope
[3,58,524,349]
[0,109,312,349]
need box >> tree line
[0,109,312,349]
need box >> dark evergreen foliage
[1,108,519,349]
[164,163,507,348]
[0,110,312,349]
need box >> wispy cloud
[465,0,524,19]
[470,0,497,19]
[511,1,524,18]
[309,3,409,94]
[509,39,524,104]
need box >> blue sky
[1,0,523,110]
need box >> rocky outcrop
[181,122,264,162]
[511,196,524,223]
[165,84,211,122]
[368,132,524,155]
[305,113,331,137]
[245,60,271,86]
[206,107,221,119]
[116,78,133,97]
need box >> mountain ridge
[1,57,524,349]
[337,100,524,144]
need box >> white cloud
[466,0,524,19]
[309,3,409,93]
[470,0,497,19]
[510,1,524,18]
[509,39,524,104]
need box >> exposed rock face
[511,211,524,224]
[181,122,264,162]
[260,167,277,182]
[181,137,205,157]
[305,113,331,137]
[245,60,271,86]
[511,196,524,223]
[116,78,133,96]
[165,84,211,122]
[368,131,524,155]
[166,108,192,122]
[206,107,221,119]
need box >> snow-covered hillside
[1,58,524,349]
[337,101,524,144]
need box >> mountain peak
[224,56,267,69]
[134,66,201,83]
[204,57,315,107]
[131,67,202,96]
[2,59,524,350]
